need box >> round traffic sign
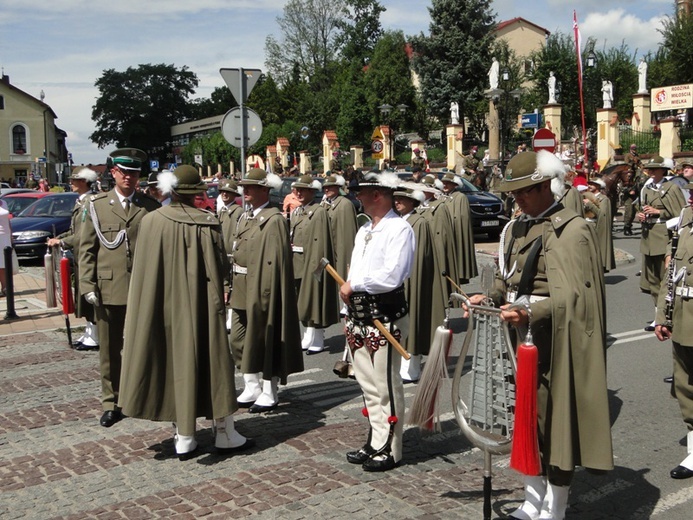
[221,107,263,149]
[371,140,383,153]
[532,128,556,153]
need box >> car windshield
[4,196,40,215]
[457,177,480,193]
[18,195,75,218]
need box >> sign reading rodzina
[651,83,693,111]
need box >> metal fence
[619,126,660,155]
[679,124,693,151]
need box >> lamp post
[378,103,408,167]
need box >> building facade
[0,74,69,185]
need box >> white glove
[85,292,100,306]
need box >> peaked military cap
[107,148,147,171]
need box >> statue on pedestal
[548,71,557,104]
[638,58,648,94]
[488,57,499,90]
[450,102,460,125]
[601,80,613,109]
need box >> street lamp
[379,103,408,166]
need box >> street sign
[219,68,262,105]
[371,127,384,140]
[371,139,383,159]
[521,113,540,129]
[532,128,556,153]
[150,160,159,171]
[221,107,263,149]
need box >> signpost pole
[239,67,247,178]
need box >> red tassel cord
[510,337,541,476]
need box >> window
[12,124,26,154]
[0,95,4,109]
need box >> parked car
[10,192,79,259]
[1,191,51,217]
[455,177,507,239]
[1,187,33,196]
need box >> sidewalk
[0,269,88,335]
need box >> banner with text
[651,84,693,112]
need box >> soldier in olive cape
[465,151,612,520]
[218,179,244,250]
[291,174,339,354]
[230,169,303,413]
[655,181,693,479]
[637,156,686,331]
[321,173,358,285]
[79,148,160,428]
[417,174,459,296]
[394,186,442,383]
[119,166,252,460]
[552,166,584,218]
[440,172,478,283]
[47,166,99,350]
[584,179,616,272]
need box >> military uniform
[411,150,426,171]
[229,169,303,413]
[656,201,693,478]
[321,175,358,293]
[290,176,339,353]
[491,151,612,520]
[620,171,639,235]
[79,158,160,422]
[584,181,615,272]
[440,173,478,283]
[639,173,686,299]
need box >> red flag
[574,11,588,162]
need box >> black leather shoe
[644,325,656,332]
[75,343,99,351]
[362,455,398,472]
[346,446,375,464]
[177,446,200,461]
[72,339,83,348]
[100,409,124,427]
[664,376,674,383]
[215,438,256,454]
[670,465,693,479]
[248,403,277,414]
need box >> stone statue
[638,58,648,94]
[601,80,613,109]
[488,57,499,90]
[548,71,557,104]
[450,102,460,125]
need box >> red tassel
[60,257,75,315]
[510,341,541,476]
[387,415,398,425]
[361,407,369,417]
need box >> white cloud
[581,9,665,56]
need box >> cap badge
[531,172,543,181]
[505,169,513,181]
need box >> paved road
[2,226,693,518]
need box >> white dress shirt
[347,209,415,295]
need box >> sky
[0,0,675,166]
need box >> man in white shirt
[339,171,415,472]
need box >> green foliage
[336,0,385,65]
[90,64,198,150]
[658,13,693,85]
[410,0,496,124]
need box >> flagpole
[573,11,588,163]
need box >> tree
[188,87,235,121]
[410,0,496,124]
[336,0,385,65]
[91,63,198,151]
[264,0,346,85]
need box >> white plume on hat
[576,184,588,192]
[378,171,401,190]
[77,167,98,184]
[536,149,565,179]
[265,172,283,190]
[331,174,346,187]
[157,169,178,196]
[311,179,322,190]
[662,157,675,170]
[551,164,568,200]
